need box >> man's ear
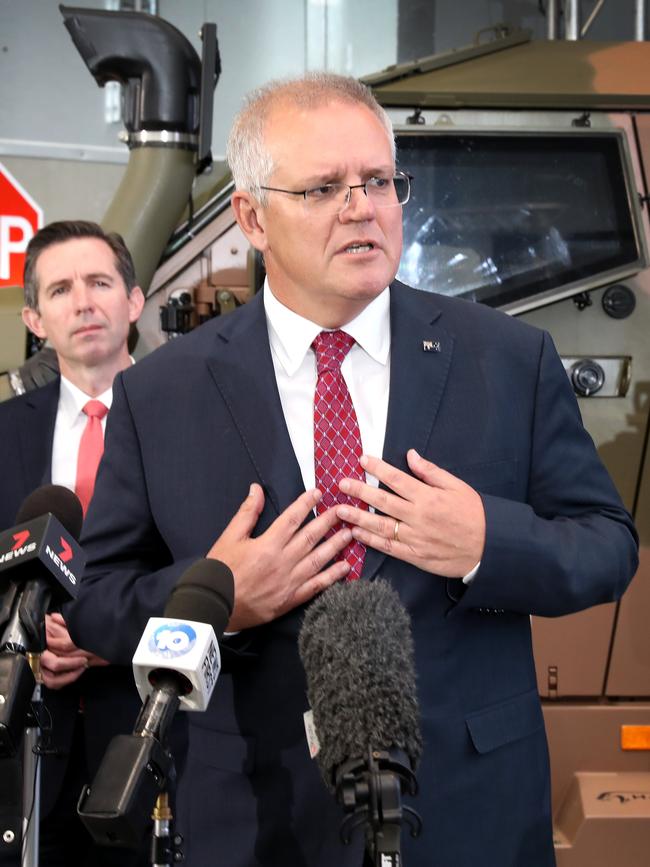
[127,285,145,323]
[231,191,269,253]
[22,306,46,340]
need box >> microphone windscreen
[298,579,422,790]
[164,559,235,640]
[14,484,83,540]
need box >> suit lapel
[203,286,454,572]
[20,378,59,489]
[205,294,304,518]
[363,284,455,579]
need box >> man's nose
[72,283,94,312]
[339,184,376,222]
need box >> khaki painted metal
[0,285,25,400]
[102,146,196,299]
[0,286,25,373]
[370,34,650,110]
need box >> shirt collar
[58,375,114,428]
[263,278,391,376]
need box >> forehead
[35,237,120,287]
[264,99,394,180]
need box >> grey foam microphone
[298,579,422,866]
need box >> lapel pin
[422,340,441,353]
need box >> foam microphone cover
[164,558,235,640]
[298,579,422,791]
[15,484,83,541]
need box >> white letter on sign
[0,216,34,280]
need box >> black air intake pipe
[61,5,201,135]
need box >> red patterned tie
[75,400,108,516]
[312,330,368,580]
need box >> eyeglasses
[259,170,412,215]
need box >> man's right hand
[207,484,350,631]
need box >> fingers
[406,449,458,488]
[41,649,88,689]
[268,488,323,546]
[206,483,266,561]
[224,483,266,540]
[290,557,349,609]
[45,613,80,655]
[85,653,111,668]
[41,666,87,689]
[339,474,410,519]
[294,524,352,579]
[41,650,88,672]
[337,503,405,543]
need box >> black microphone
[78,558,235,849]
[0,485,84,757]
[298,579,423,866]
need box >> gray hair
[226,72,395,203]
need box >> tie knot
[83,400,108,421]
[312,330,355,375]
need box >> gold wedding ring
[393,520,400,542]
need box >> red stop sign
[0,163,44,289]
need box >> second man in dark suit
[0,220,145,866]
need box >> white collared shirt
[50,377,113,492]
[264,281,479,584]
[264,280,391,492]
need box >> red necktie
[312,330,368,580]
[75,400,108,516]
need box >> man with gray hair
[69,74,637,866]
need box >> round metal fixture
[602,284,636,319]
[570,360,605,396]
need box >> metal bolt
[2,831,15,844]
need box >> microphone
[78,558,234,849]
[298,579,423,866]
[0,485,84,758]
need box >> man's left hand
[336,449,486,578]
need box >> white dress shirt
[50,377,112,492]
[264,280,391,492]
[264,281,479,584]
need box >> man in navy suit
[68,75,638,867]
[0,220,146,866]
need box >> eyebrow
[43,272,115,293]
[299,164,396,187]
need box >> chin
[347,278,391,300]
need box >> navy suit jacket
[0,380,142,826]
[68,283,638,867]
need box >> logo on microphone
[150,622,197,658]
[12,530,30,550]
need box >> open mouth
[343,242,375,254]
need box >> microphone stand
[337,747,422,867]
[0,579,52,867]
[21,655,42,867]
[150,792,183,867]
[77,686,179,857]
